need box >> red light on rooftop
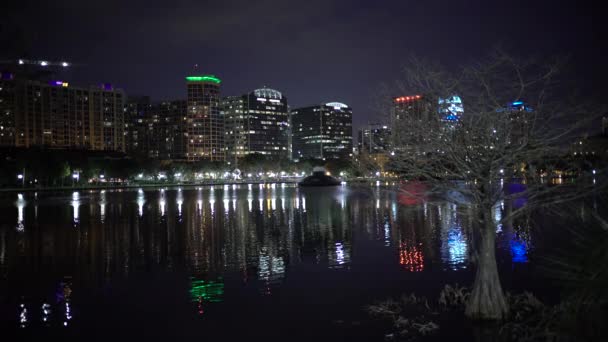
[395,95,423,103]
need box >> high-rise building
[222,87,289,162]
[358,124,392,154]
[357,123,392,173]
[186,75,223,162]
[0,60,128,152]
[1,59,75,147]
[125,96,151,157]
[148,100,187,160]
[1,76,125,151]
[0,72,17,146]
[124,97,187,160]
[291,102,353,160]
[438,95,464,123]
[501,100,533,145]
[221,95,245,161]
[390,95,433,156]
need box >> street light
[17,169,25,187]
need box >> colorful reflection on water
[0,185,534,331]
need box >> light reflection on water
[71,191,80,225]
[1,185,534,329]
[16,193,25,232]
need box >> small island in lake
[298,167,341,187]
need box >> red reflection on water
[197,297,204,315]
[398,181,428,206]
[399,241,424,272]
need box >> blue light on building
[508,100,533,112]
[438,95,464,122]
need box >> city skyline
[3,0,607,134]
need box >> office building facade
[291,102,353,160]
[0,73,125,151]
[148,100,187,160]
[390,95,432,156]
[222,87,289,162]
[124,96,151,156]
[186,75,223,162]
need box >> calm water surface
[0,184,537,340]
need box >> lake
[0,184,540,340]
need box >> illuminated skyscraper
[438,95,464,123]
[221,95,245,161]
[186,75,224,162]
[124,96,151,156]
[9,80,124,151]
[148,100,187,159]
[390,95,429,156]
[124,98,187,160]
[502,100,533,145]
[0,61,125,151]
[291,102,353,160]
[222,87,289,163]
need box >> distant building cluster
[3,59,603,167]
[0,60,354,163]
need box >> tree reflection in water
[0,185,535,328]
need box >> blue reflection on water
[447,228,467,268]
[440,204,468,270]
[510,236,529,263]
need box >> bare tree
[386,51,604,320]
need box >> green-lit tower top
[185,75,221,84]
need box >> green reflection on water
[190,278,224,303]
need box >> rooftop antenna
[193,63,199,73]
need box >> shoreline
[0,179,300,193]
[0,178,397,193]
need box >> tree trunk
[465,212,508,320]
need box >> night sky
[3,0,607,131]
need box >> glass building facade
[291,102,353,160]
[222,87,289,162]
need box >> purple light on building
[102,83,113,91]
[50,80,64,86]
[1,72,14,80]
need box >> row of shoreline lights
[152,171,309,180]
[18,59,70,68]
